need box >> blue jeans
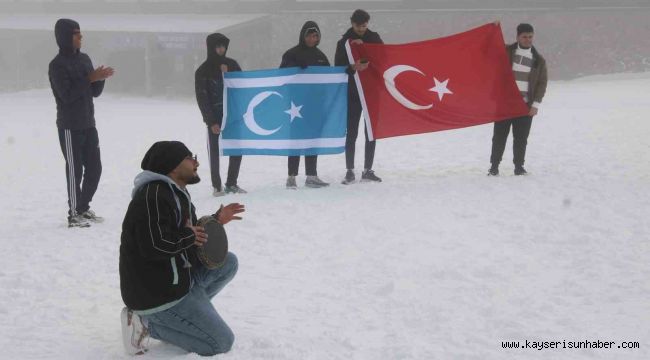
[142,252,238,356]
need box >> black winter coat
[334,28,383,103]
[119,176,199,312]
[195,33,242,127]
[280,21,330,69]
[48,19,105,130]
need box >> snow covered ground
[1,73,649,359]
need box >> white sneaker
[213,187,225,197]
[121,307,149,355]
[286,176,297,189]
[305,175,330,188]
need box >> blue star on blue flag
[222,66,348,156]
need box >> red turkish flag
[346,23,529,140]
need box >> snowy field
[1,73,649,359]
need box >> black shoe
[68,215,91,228]
[487,165,499,176]
[361,169,382,182]
[341,170,355,185]
[514,166,528,176]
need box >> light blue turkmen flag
[222,66,348,156]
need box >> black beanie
[517,23,534,35]
[141,141,192,175]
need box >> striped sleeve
[134,183,196,260]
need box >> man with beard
[195,33,246,196]
[119,141,245,356]
[488,23,548,176]
[49,18,114,227]
[334,9,382,184]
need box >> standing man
[49,18,114,227]
[195,33,246,196]
[335,9,382,185]
[280,21,332,189]
[488,23,548,176]
[119,141,245,356]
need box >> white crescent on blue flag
[222,66,348,156]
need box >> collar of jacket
[509,42,540,68]
[132,170,192,227]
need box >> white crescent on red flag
[346,23,529,140]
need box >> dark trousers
[288,155,317,176]
[58,127,102,216]
[490,116,533,166]
[345,97,376,170]
[207,128,242,191]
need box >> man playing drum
[119,141,245,356]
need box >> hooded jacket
[48,19,105,130]
[334,27,383,102]
[119,170,200,313]
[195,33,242,127]
[507,42,548,106]
[279,21,330,69]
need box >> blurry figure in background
[119,141,245,356]
[334,9,383,185]
[279,21,331,189]
[49,18,114,227]
[195,33,246,196]
[488,23,548,176]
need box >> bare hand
[529,107,538,117]
[186,219,208,247]
[350,39,363,45]
[352,59,369,72]
[89,65,114,82]
[216,203,245,225]
[220,64,228,73]
[211,124,221,135]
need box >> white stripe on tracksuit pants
[57,127,102,217]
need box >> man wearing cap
[119,141,245,356]
[488,23,548,176]
[49,18,114,227]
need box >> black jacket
[195,33,242,127]
[334,27,383,102]
[280,21,330,69]
[48,19,105,130]
[119,172,199,312]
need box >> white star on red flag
[429,78,453,101]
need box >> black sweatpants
[490,115,533,166]
[58,127,102,216]
[288,155,317,177]
[207,128,242,191]
[345,97,376,170]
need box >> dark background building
[1,0,648,96]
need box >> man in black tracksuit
[279,21,331,189]
[119,141,245,355]
[48,19,114,227]
[335,9,383,185]
[195,33,246,196]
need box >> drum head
[197,215,228,269]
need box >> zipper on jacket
[171,257,179,285]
